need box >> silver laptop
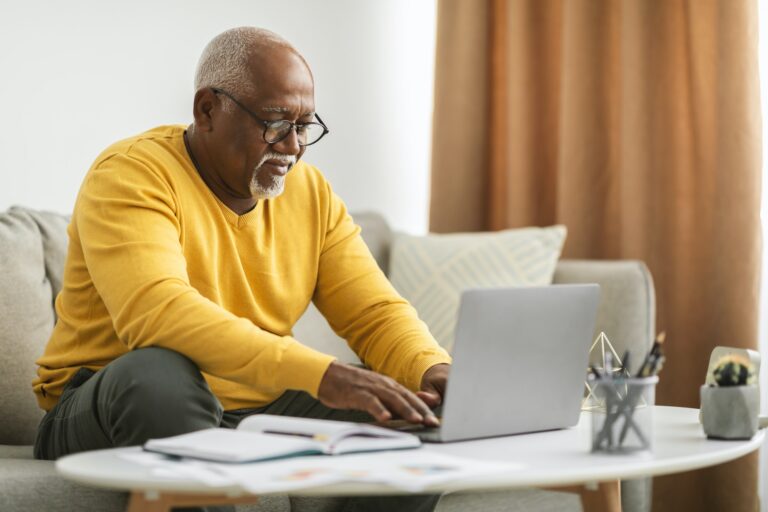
[399,284,600,442]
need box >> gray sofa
[0,206,655,512]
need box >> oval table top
[56,406,765,497]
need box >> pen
[637,332,665,378]
[263,430,329,442]
[617,334,666,446]
[595,373,626,448]
[621,351,631,378]
[605,351,614,379]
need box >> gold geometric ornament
[581,332,631,411]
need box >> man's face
[205,49,316,201]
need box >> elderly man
[32,27,451,511]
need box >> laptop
[395,284,600,442]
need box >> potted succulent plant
[700,355,759,439]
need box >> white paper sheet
[119,449,523,494]
[118,451,234,487]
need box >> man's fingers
[381,382,440,426]
[410,392,440,427]
[318,362,439,425]
[398,387,437,423]
[361,393,392,423]
[416,390,442,408]
[377,386,424,423]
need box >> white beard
[250,152,295,199]
[250,172,285,199]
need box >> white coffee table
[56,406,765,512]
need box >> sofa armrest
[553,259,656,375]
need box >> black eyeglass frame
[211,87,329,147]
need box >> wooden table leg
[127,491,260,512]
[578,481,622,512]
[548,480,622,512]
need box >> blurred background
[1,1,767,510]
[0,0,437,233]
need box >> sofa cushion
[22,208,70,302]
[0,444,34,459]
[389,226,567,351]
[436,488,581,512]
[0,208,68,445]
[0,459,126,512]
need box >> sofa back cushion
[388,226,567,352]
[0,207,69,444]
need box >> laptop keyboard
[379,418,443,442]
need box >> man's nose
[272,127,301,155]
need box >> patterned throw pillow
[389,226,567,352]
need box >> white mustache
[256,152,296,169]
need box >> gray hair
[194,27,300,109]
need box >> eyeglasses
[211,87,329,147]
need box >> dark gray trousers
[34,347,440,512]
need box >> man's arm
[311,183,451,423]
[76,154,335,396]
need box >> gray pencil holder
[590,376,658,454]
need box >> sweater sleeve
[76,154,335,397]
[312,185,451,391]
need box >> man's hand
[318,362,440,427]
[417,363,450,408]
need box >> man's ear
[192,88,219,132]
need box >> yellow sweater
[33,125,451,411]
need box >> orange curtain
[430,1,762,510]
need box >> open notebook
[143,414,421,463]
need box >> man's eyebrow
[260,107,317,118]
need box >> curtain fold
[430,1,761,510]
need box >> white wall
[0,0,436,234]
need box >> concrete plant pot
[700,384,759,440]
